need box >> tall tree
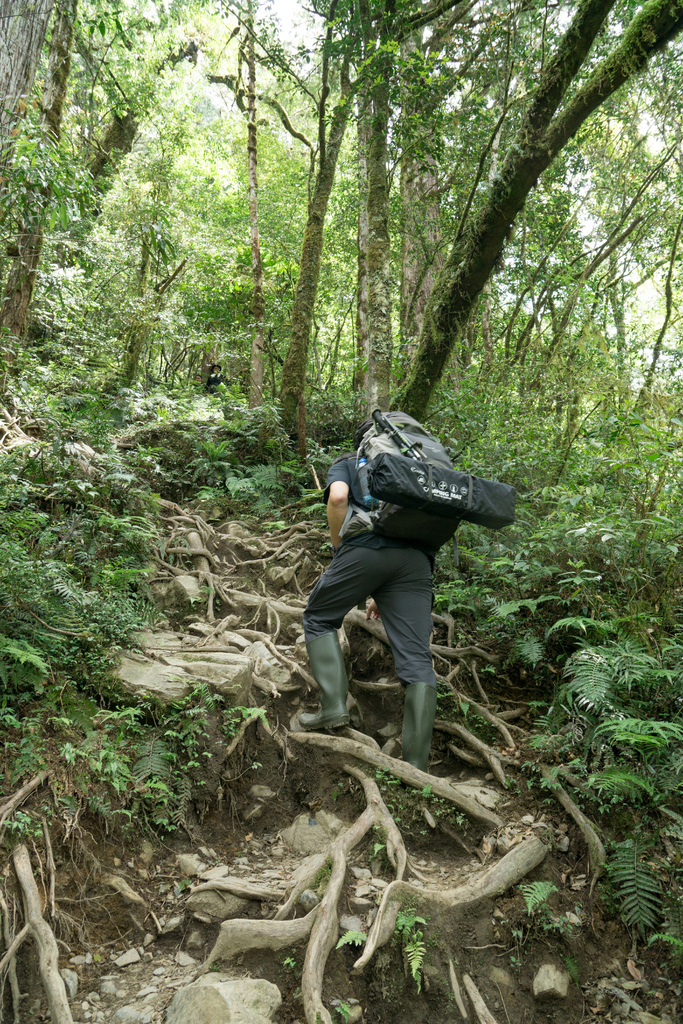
[0,0,54,174]
[0,0,77,342]
[245,11,265,408]
[398,0,683,418]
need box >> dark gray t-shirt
[325,458,435,566]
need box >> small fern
[403,932,426,992]
[610,840,662,935]
[564,954,580,986]
[520,881,558,915]
[336,930,366,949]
[133,738,172,782]
[648,933,683,966]
[513,634,545,667]
[172,774,193,830]
[588,767,655,801]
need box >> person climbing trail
[205,364,225,393]
[300,414,440,772]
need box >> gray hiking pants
[303,544,436,687]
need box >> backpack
[339,409,516,554]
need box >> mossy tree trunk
[354,90,370,400]
[0,0,55,174]
[398,0,683,419]
[246,14,265,409]
[0,0,76,346]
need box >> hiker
[300,416,439,773]
[205,364,224,393]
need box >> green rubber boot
[299,633,350,731]
[402,682,437,772]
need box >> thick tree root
[13,844,74,1024]
[0,891,22,1021]
[448,958,469,1019]
[289,731,503,827]
[453,692,516,749]
[538,765,606,891]
[0,772,50,842]
[353,837,546,971]
[190,878,283,902]
[434,719,515,786]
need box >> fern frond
[133,738,171,782]
[404,934,426,992]
[594,719,683,753]
[513,634,545,667]
[172,774,192,829]
[520,881,557,915]
[588,767,655,800]
[336,930,366,949]
[561,647,614,712]
[611,840,662,935]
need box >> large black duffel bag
[366,452,516,530]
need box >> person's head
[210,364,222,373]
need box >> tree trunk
[0,0,55,174]
[279,76,350,432]
[354,92,370,399]
[399,33,443,358]
[397,0,683,418]
[246,16,265,409]
[121,242,151,385]
[0,0,76,344]
[89,110,137,179]
[365,51,392,413]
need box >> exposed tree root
[448,957,469,1019]
[274,854,328,921]
[353,836,546,971]
[453,692,516,749]
[538,765,606,892]
[0,891,22,1021]
[447,743,486,768]
[434,719,515,786]
[0,772,50,841]
[289,731,504,827]
[13,844,74,1024]
[190,879,283,902]
[463,972,501,1023]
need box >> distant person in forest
[205,364,224,393]
[299,417,439,773]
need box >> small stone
[489,967,514,994]
[142,952,153,962]
[143,932,155,947]
[84,952,93,965]
[249,785,276,800]
[557,836,570,852]
[350,897,373,911]
[60,969,79,998]
[112,1008,144,1024]
[370,878,388,889]
[298,890,320,912]
[533,964,570,1000]
[81,1001,89,1011]
[176,853,206,877]
[566,912,581,926]
[100,980,117,996]
[347,1008,363,1024]
[113,857,122,867]
[186,929,205,950]
[355,884,372,897]
[116,989,127,999]
[87,992,100,1002]
[152,967,167,976]
[162,915,184,934]
[350,867,371,880]
[377,723,400,738]
[521,814,535,825]
[69,955,87,965]
[114,948,141,968]
[136,986,158,998]
[198,846,217,860]
[175,951,198,967]
[139,840,155,865]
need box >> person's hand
[366,599,381,620]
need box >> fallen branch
[448,958,469,1020]
[538,765,606,891]
[353,837,546,971]
[0,922,30,976]
[13,844,74,1024]
[0,891,22,1021]
[289,732,503,828]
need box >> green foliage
[609,840,662,936]
[520,881,558,916]
[395,909,427,993]
[336,930,367,949]
[512,634,545,668]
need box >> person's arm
[327,480,349,550]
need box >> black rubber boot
[299,632,350,731]
[402,682,437,772]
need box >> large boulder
[116,651,253,706]
[533,964,570,1000]
[166,975,281,1024]
[281,811,349,854]
[186,889,249,921]
[117,655,192,702]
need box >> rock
[100,980,118,997]
[161,652,253,704]
[249,785,276,801]
[115,949,141,968]
[170,575,201,612]
[113,1007,144,1024]
[186,929,206,950]
[381,738,400,756]
[162,914,185,934]
[339,915,364,935]
[88,992,101,1002]
[350,867,371,880]
[60,969,79,998]
[153,968,167,976]
[298,890,320,912]
[199,846,218,860]
[243,641,291,686]
[557,835,570,852]
[377,723,400,738]
[177,853,207,877]
[117,655,192,702]
[349,897,373,911]
[521,814,535,824]
[266,565,296,587]
[637,1014,665,1023]
[533,964,570,1000]
[281,811,348,854]
[69,955,87,965]
[139,840,155,865]
[489,967,514,995]
[347,1008,362,1024]
[175,951,198,967]
[143,932,155,947]
[199,865,232,881]
[166,975,282,1024]
[186,889,249,921]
